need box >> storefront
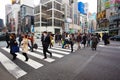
[109,13,120,36]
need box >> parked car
[110,35,120,41]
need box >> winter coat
[21,38,29,53]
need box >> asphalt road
[0,41,120,80]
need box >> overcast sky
[0,0,97,25]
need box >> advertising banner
[78,2,86,15]
[111,0,120,7]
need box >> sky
[0,0,97,25]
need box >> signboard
[111,0,120,7]
[105,1,110,8]
[78,2,86,15]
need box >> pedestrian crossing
[0,45,76,79]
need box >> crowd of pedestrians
[54,32,102,51]
[5,31,110,61]
[5,32,35,61]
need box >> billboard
[105,0,120,9]
[111,0,120,7]
[78,2,86,15]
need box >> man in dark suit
[42,31,52,59]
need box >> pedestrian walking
[49,33,54,48]
[64,34,70,49]
[82,33,87,48]
[62,32,66,48]
[58,33,62,46]
[28,33,34,52]
[87,33,91,47]
[102,33,110,45]
[69,34,75,53]
[76,33,82,50]
[42,31,52,59]
[21,34,29,61]
[5,32,10,48]
[9,34,18,60]
[91,34,98,50]
[18,34,23,47]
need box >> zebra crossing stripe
[28,51,55,63]
[2,48,43,69]
[51,47,71,52]
[19,48,55,63]
[0,52,27,79]
[35,49,64,58]
[52,45,77,50]
[38,47,70,55]
[39,45,71,52]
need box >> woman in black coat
[9,34,18,60]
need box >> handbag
[33,43,38,49]
[11,45,19,53]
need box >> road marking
[19,48,55,63]
[2,48,43,69]
[36,49,64,58]
[0,52,27,79]
[51,47,71,52]
[28,51,55,62]
[38,47,70,55]
[75,51,98,73]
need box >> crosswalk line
[19,48,55,63]
[39,45,77,51]
[35,49,64,58]
[38,47,70,55]
[0,52,27,79]
[52,45,77,50]
[39,45,71,52]
[2,48,43,69]
[27,51,55,63]
[51,47,71,52]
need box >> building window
[34,6,40,14]
[54,2,61,11]
[54,19,63,27]
[47,2,52,10]
[47,19,52,26]
[35,15,40,22]
[35,23,40,27]
[54,11,63,19]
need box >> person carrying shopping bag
[9,34,19,60]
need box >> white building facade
[6,4,20,34]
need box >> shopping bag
[11,45,19,53]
